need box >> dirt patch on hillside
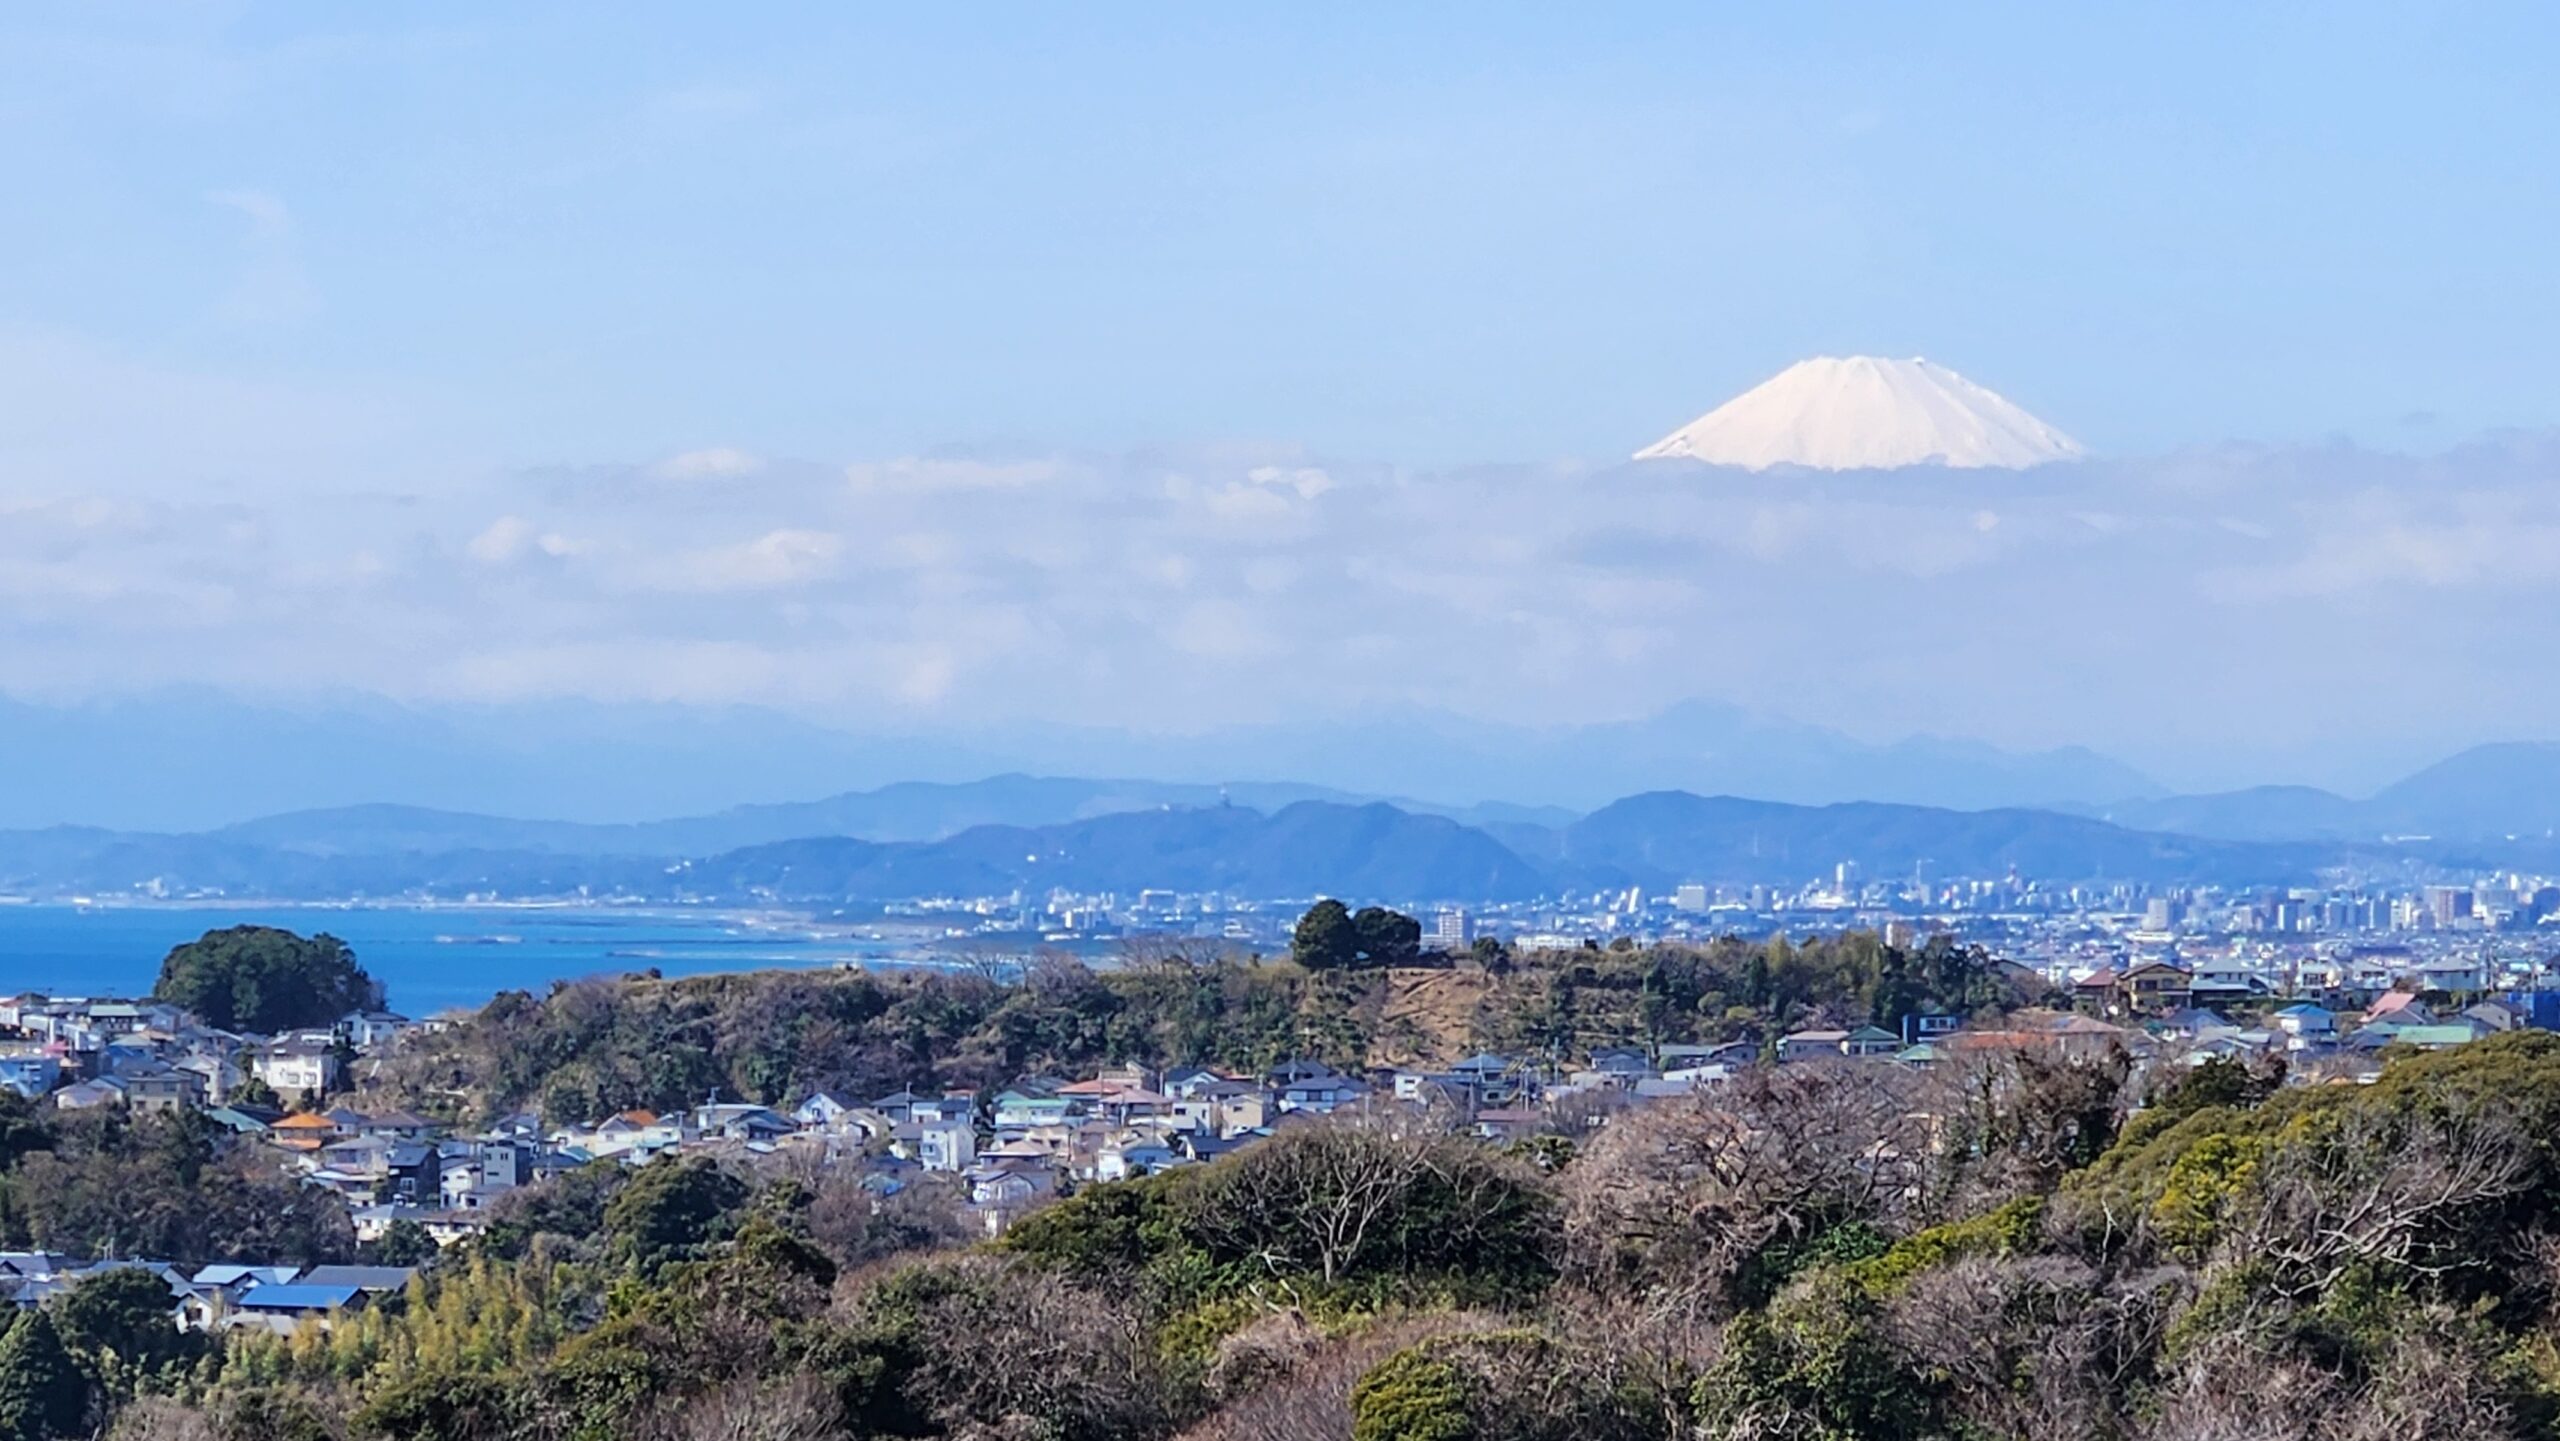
[1364,967,1499,1068]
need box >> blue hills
[0,783,2401,905]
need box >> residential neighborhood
[7,936,2556,1299]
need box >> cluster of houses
[518,1053,1707,1233]
[0,994,554,1248]
[0,1253,417,1338]
[0,994,416,1113]
[550,1021,2153,1234]
[2070,958,2559,1070]
[10,960,2556,1279]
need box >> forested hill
[0,790,2375,903]
[357,935,2031,1125]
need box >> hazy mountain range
[0,792,2318,903]
[4,738,2560,904]
[0,693,2158,832]
[2062,743,2560,843]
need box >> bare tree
[1202,1122,1436,1287]
[840,1254,1166,1441]
[1024,948,1106,1001]
[947,941,1026,987]
[2226,1097,2535,1299]
[634,1375,844,1441]
[2137,1312,2529,1441]
[1176,1310,1494,1441]
[1119,932,1235,976]
[102,1402,219,1441]
[1186,1114,1544,1289]
[1560,1065,1934,1311]
[1878,1254,2188,1439]
[1909,1043,2131,1218]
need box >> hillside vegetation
[360,934,2025,1124]
[93,1027,2560,1440]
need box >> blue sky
[9,4,2558,465]
[5,6,2560,801]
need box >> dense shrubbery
[1007,1120,1553,1302]
[0,1101,353,1267]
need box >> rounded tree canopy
[1292,898,1360,970]
[153,925,385,1034]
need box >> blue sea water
[0,904,930,1016]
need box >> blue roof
[237,1283,360,1311]
[192,1264,298,1287]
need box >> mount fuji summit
[1635,356,2085,471]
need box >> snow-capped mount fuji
[1634,356,2085,471]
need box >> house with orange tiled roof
[270,1111,343,1153]
[2364,989,2431,1025]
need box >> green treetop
[152,926,384,1034]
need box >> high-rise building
[1674,884,1710,913]
[1429,909,1473,949]
[2425,885,2475,929]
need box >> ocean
[0,903,941,1016]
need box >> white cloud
[466,515,535,565]
[891,647,957,704]
[653,446,763,481]
[1246,464,1336,498]
[655,528,843,591]
[465,515,576,566]
[24,429,2560,771]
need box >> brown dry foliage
[631,1374,844,1441]
[1877,1254,2189,1438]
[2136,1314,2529,1441]
[1560,1064,1935,1311]
[837,1252,1167,1441]
[1174,1311,1495,1441]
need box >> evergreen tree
[603,1157,750,1269]
[56,1266,204,1396]
[0,1311,88,1441]
[1290,899,1360,970]
[370,1218,439,1268]
[1350,907,1422,967]
[152,926,383,1034]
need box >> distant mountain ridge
[205,777,1580,856]
[2069,743,2560,843]
[687,802,1549,902]
[0,693,2161,830]
[0,790,2384,905]
[1557,792,2328,890]
[7,739,2560,906]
